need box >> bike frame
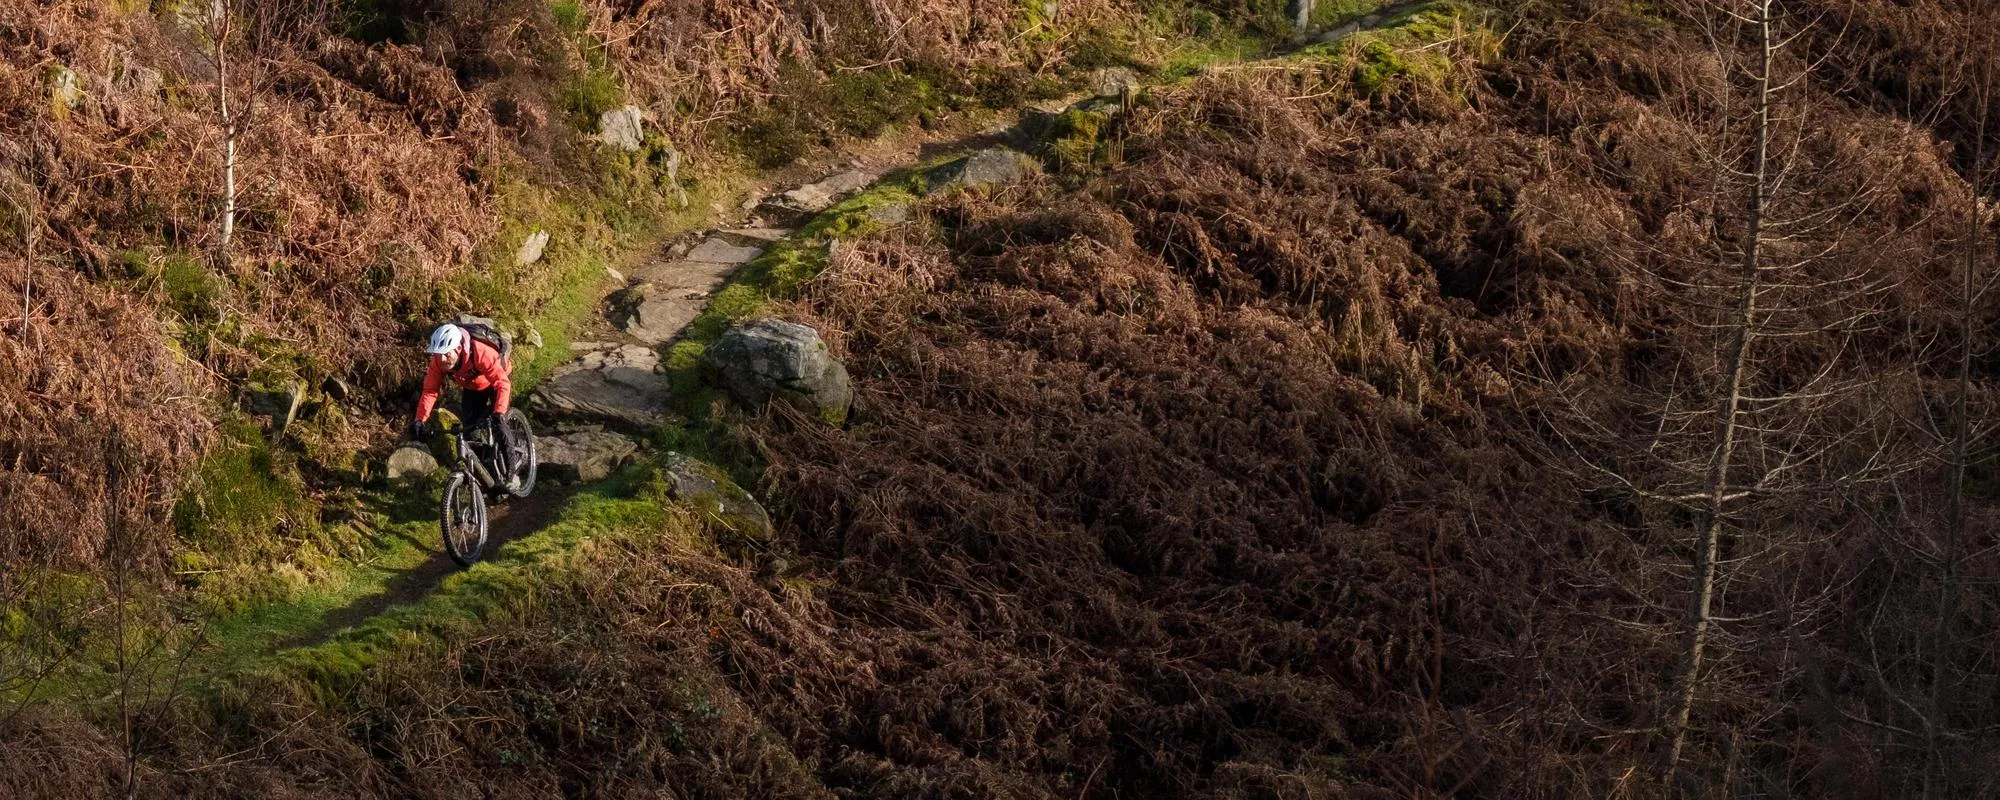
[438,420,502,491]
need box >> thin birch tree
[1540,0,1919,783]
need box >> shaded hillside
[0,0,1996,797]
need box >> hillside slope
[2,0,1997,797]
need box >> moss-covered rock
[661,453,771,545]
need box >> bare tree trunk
[1922,18,1992,795]
[105,427,137,799]
[214,0,236,256]
[17,191,29,344]
[1664,0,1774,775]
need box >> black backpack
[451,314,512,362]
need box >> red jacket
[415,337,511,421]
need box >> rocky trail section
[526,138,1046,448]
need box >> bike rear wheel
[503,408,537,499]
[441,471,488,566]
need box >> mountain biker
[409,323,518,477]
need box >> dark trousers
[461,389,514,472]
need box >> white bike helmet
[426,323,465,355]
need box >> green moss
[731,63,936,169]
[1352,39,1410,95]
[1286,4,1495,98]
[1046,107,1117,172]
[562,67,622,127]
[173,416,324,569]
[550,0,587,33]
[1310,0,1390,28]
[242,466,683,697]
[158,251,220,320]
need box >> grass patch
[1285,3,1498,96]
[237,462,683,698]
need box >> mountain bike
[438,408,538,567]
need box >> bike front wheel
[441,471,488,567]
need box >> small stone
[46,65,84,113]
[386,444,439,480]
[569,340,615,351]
[606,266,626,283]
[1089,67,1138,98]
[662,147,689,208]
[523,326,544,349]
[535,430,639,483]
[597,104,645,151]
[514,229,550,266]
[867,204,912,225]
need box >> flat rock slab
[629,258,740,292]
[536,430,639,483]
[718,228,793,246]
[534,345,671,428]
[765,170,877,216]
[684,236,764,265]
[621,294,705,344]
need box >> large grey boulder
[386,444,439,480]
[533,344,671,428]
[706,319,852,424]
[535,430,639,483]
[662,453,772,542]
[598,104,645,151]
